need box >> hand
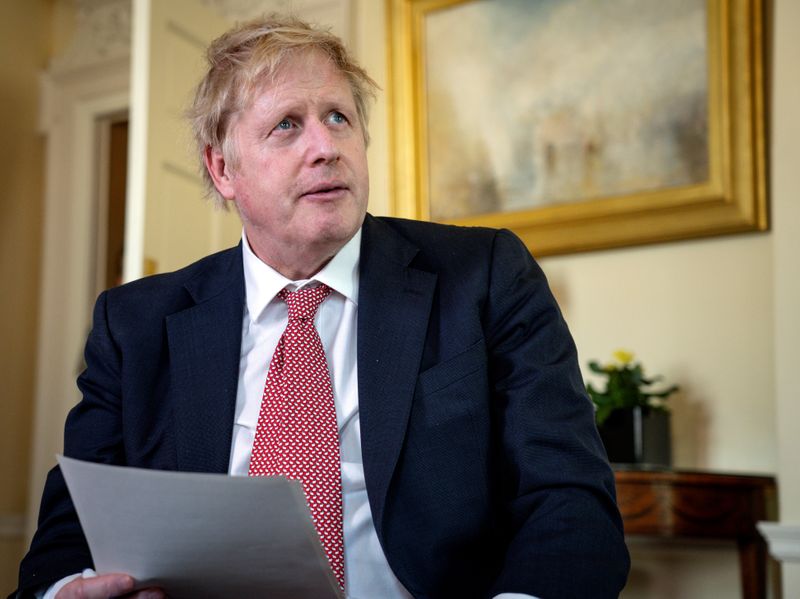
[55,573,165,599]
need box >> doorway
[96,117,128,293]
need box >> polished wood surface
[614,469,777,599]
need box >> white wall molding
[758,523,800,562]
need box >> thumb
[57,573,135,599]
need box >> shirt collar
[242,228,361,323]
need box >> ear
[203,145,236,200]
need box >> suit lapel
[358,216,437,535]
[167,246,245,473]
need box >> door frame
[29,59,130,539]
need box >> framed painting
[387,0,767,256]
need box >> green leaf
[586,353,679,414]
[588,361,607,375]
[595,404,614,425]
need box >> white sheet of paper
[58,455,342,599]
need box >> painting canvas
[424,0,709,221]
[388,0,766,255]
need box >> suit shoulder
[373,216,508,251]
[371,216,530,266]
[102,245,241,316]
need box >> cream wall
[543,233,776,473]
[0,0,50,593]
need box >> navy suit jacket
[16,215,629,598]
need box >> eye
[327,111,348,125]
[274,118,294,132]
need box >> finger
[57,573,135,599]
[121,588,167,599]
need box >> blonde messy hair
[188,14,378,208]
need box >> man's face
[208,50,369,276]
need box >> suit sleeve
[14,291,122,597]
[484,230,629,598]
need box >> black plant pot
[597,406,671,467]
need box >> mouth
[299,181,350,201]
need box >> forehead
[245,50,354,111]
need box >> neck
[268,255,334,281]
[246,238,341,280]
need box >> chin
[309,211,363,240]
[315,226,357,248]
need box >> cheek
[349,145,369,181]
[357,159,370,195]
[262,160,298,193]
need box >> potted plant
[587,350,679,467]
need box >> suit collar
[242,228,362,323]
[357,215,437,536]
[182,243,245,305]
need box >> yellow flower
[613,349,634,365]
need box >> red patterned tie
[248,284,344,589]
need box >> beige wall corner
[772,0,800,518]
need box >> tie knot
[278,284,332,322]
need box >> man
[14,15,629,599]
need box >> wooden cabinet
[614,469,777,599]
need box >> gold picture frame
[387,0,767,256]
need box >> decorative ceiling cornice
[49,0,132,74]
[46,0,348,76]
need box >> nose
[305,119,340,165]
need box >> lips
[300,181,349,200]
